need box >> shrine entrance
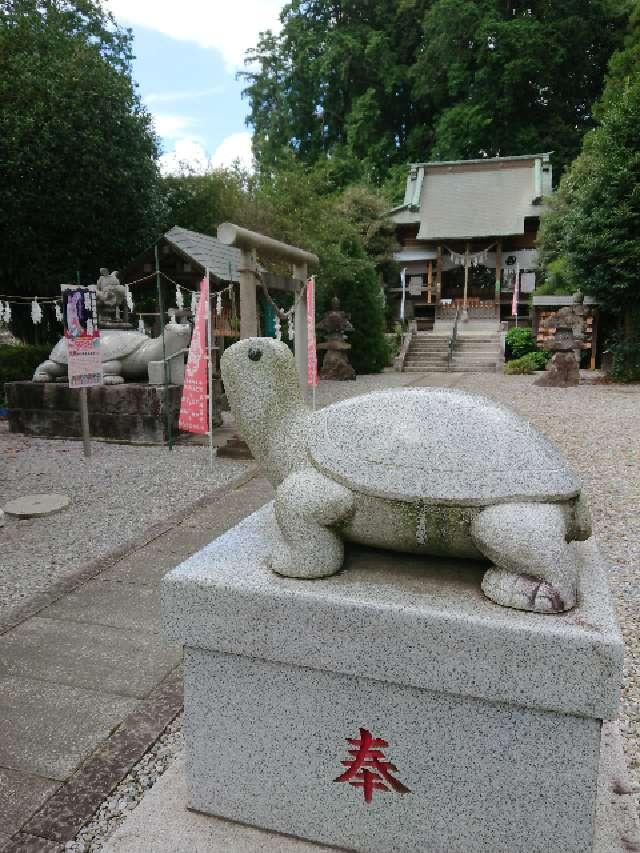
[441,264,495,302]
[440,264,497,318]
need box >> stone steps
[402,365,450,373]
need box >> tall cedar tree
[538,4,640,378]
[0,0,164,341]
[242,0,629,186]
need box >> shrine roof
[165,226,240,282]
[390,154,553,240]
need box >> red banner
[306,277,318,387]
[179,277,209,434]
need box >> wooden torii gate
[217,223,319,389]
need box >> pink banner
[306,278,318,387]
[511,263,520,317]
[179,277,209,434]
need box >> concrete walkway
[0,470,274,851]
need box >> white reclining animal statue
[33,322,191,385]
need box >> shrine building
[389,153,552,327]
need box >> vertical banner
[400,267,406,321]
[179,276,209,434]
[306,277,318,387]
[511,261,520,317]
[62,285,102,388]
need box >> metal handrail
[447,308,459,371]
[394,320,416,372]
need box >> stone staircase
[402,320,501,374]
[450,335,499,372]
[403,333,450,372]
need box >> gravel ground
[0,424,250,620]
[22,369,640,848]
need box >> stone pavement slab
[0,677,138,780]
[0,769,60,842]
[0,470,274,848]
[3,833,65,851]
[19,670,183,846]
[0,617,180,698]
[39,579,165,634]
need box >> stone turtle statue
[221,337,592,614]
[33,323,191,385]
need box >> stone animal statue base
[221,338,592,615]
[535,351,581,387]
[162,506,623,853]
[319,348,356,380]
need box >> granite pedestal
[163,505,623,853]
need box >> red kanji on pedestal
[335,728,411,804]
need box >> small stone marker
[4,493,70,519]
[0,508,4,527]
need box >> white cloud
[159,139,212,176]
[145,86,225,106]
[159,131,254,177]
[152,114,198,139]
[105,0,282,69]
[211,131,254,171]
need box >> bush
[505,327,537,360]
[0,344,51,399]
[608,334,640,382]
[504,351,550,375]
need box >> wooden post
[293,262,308,390]
[436,245,443,304]
[156,243,173,451]
[239,248,257,339]
[427,260,433,304]
[462,241,470,322]
[495,239,502,321]
[80,388,91,458]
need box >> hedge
[504,351,551,375]
[0,344,51,399]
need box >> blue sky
[104,1,283,173]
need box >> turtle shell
[49,329,147,365]
[308,388,579,505]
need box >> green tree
[252,160,390,372]
[0,0,164,341]
[242,0,435,183]
[161,168,248,237]
[242,0,628,183]
[162,158,391,372]
[537,4,640,377]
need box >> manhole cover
[4,493,70,519]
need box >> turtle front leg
[471,502,578,614]
[270,469,354,579]
[33,360,65,382]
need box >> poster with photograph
[62,285,103,388]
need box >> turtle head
[221,337,305,468]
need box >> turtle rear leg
[471,502,578,614]
[103,360,124,385]
[271,469,354,579]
